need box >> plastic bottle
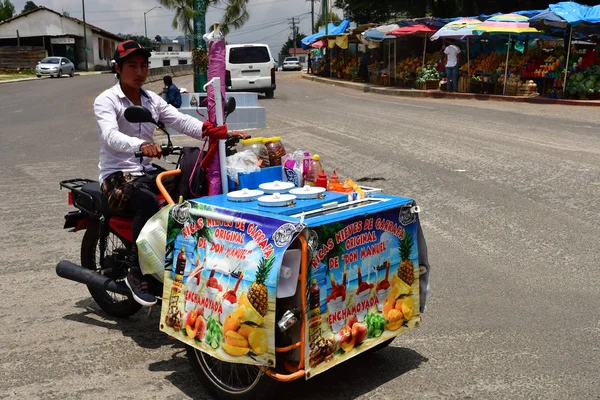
[263,137,286,166]
[305,155,324,186]
[315,171,328,189]
[327,169,353,198]
[241,138,270,167]
[328,169,340,186]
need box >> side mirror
[61,62,66,65]
[225,97,236,117]
[124,106,156,124]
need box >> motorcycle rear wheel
[81,222,141,318]
[186,346,276,400]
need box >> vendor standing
[444,42,461,92]
[358,52,369,83]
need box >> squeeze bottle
[315,171,328,189]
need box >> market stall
[474,13,540,94]
[304,2,599,100]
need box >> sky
[10,0,340,57]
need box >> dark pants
[127,173,161,264]
[446,66,459,92]
[102,169,163,269]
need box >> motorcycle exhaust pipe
[56,260,131,297]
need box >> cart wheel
[370,338,394,352]
[187,346,277,400]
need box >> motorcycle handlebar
[134,145,183,158]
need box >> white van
[226,44,276,98]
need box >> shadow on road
[150,343,427,399]
[62,298,174,349]
[64,299,427,398]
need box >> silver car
[36,57,75,78]
[282,57,302,71]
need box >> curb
[0,70,112,84]
[301,74,600,107]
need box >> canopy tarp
[301,19,351,49]
[549,1,600,27]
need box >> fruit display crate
[417,80,439,90]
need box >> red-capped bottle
[315,171,328,189]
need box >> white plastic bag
[137,205,173,282]
[226,150,260,185]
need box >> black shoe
[125,267,157,307]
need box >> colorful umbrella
[387,24,438,36]
[430,18,482,91]
[430,18,482,40]
[475,14,540,95]
[386,24,439,67]
[474,13,539,35]
[311,39,326,49]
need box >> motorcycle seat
[81,182,134,218]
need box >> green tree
[313,11,341,33]
[0,0,15,21]
[21,1,36,13]
[280,32,306,58]
[159,0,250,44]
[121,34,153,48]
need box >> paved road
[1,72,599,399]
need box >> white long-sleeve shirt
[94,83,205,183]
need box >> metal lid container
[226,188,264,202]
[259,180,295,194]
[258,192,297,207]
[289,185,326,200]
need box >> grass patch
[0,68,37,81]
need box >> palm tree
[159,0,195,50]
[217,0,249,35]
[159,0,250,45]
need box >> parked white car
[226,44,276,98]
[36,57,75,78]
[282,57,302,71]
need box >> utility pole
[288,17,299,57]
[82,0,88,71]
[310,0,315,34]
[194,0,207,93]
[144,6,161,39]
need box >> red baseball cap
[113,40,151,63]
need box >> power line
[226,12,310,38]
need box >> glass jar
[241,138,270,167]
[263,137,286,166]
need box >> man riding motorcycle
[94,40,244,307]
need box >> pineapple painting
[398,232,415,286]
[247,256,274,317]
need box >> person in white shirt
[444,42,462,92]
[94,40,241,306]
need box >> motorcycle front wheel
[186,346,276,400]
[81,221,142,318]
